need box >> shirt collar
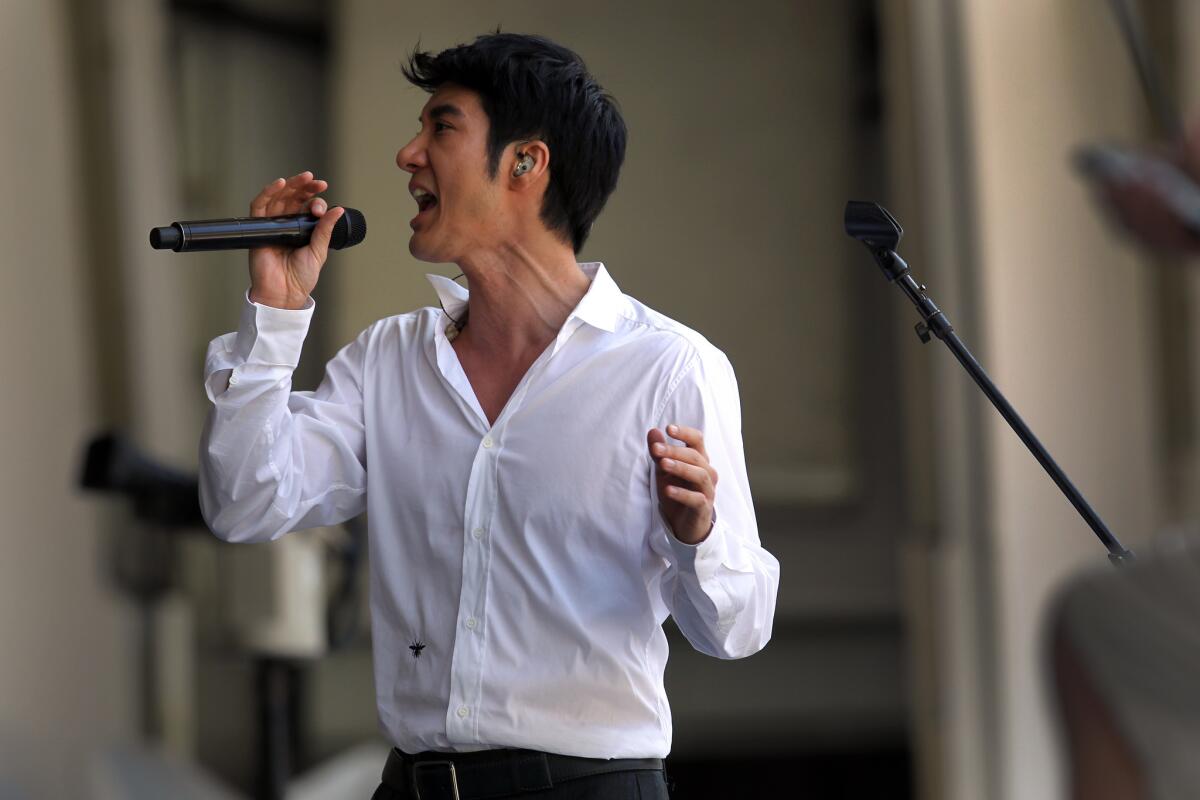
[425,272,470,322]
[424,262,623,334]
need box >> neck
[452,238,590,360]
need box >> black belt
[381,746,664,800]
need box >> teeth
[411,186,438,213]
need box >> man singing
[199,32,779,800]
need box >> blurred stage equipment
[149,207,366,252]
[1071,0,1200,241]
[1104,0,1182,141]
[81,432,200,740]
[844,201,1136,566]
[1074,142,1200,235]
[80,432,367,800]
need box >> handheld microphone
[149,207,367,252]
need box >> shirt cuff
[233,290,315,367]
[667,513,728,583]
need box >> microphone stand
[844,201,1135,566]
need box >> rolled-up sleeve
[649,345,780,659]
[199,292,368,543]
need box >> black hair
[402,32,627,253]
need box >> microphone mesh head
[330,207,367,250]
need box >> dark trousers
[370,749,670,800]
[371,768,669,799]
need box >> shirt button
[482,436,494,449]
[472,527,484,540]
[457,705,469,718]
[465,617,478,630]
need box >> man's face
[396,84,509,263]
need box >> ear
[509,139,550,185]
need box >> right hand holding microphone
[249,171,343,310]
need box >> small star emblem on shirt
[409,640,426,658]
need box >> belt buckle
[412,760,460,800]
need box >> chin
[407,236,425,260]
[409,232,462,265]
[407,234,439,263]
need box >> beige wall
[899,1,1167,798]
[0,1,136,796]
[331,0,864,508]
[964,2,1163,797]
[880,4,994,797]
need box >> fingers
[647,425,717,543]
[646,428,667,461]
[646,425,718,494]
[662,484,709,508]
[647,427,717,483]
[650,441,707,467]
[249,171,330,217]
[665,423,709,460]
[268,172,327,216]
[657,456,714,491]
[250,177,285,217]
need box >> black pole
[139,602,160,740]
[845,201,1135,566]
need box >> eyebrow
[418,103,465,123]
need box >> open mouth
[413,187,439,213]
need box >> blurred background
[3,0,1199,797]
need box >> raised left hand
[647,424,717,545]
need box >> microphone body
[149,208,366,252]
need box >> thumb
[647,428,666,450]
[308,205,345,259]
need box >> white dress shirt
[199,261,779,759]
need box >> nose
[396,133,426,174]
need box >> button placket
[444,349,546,743]
[444,426,501,742]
